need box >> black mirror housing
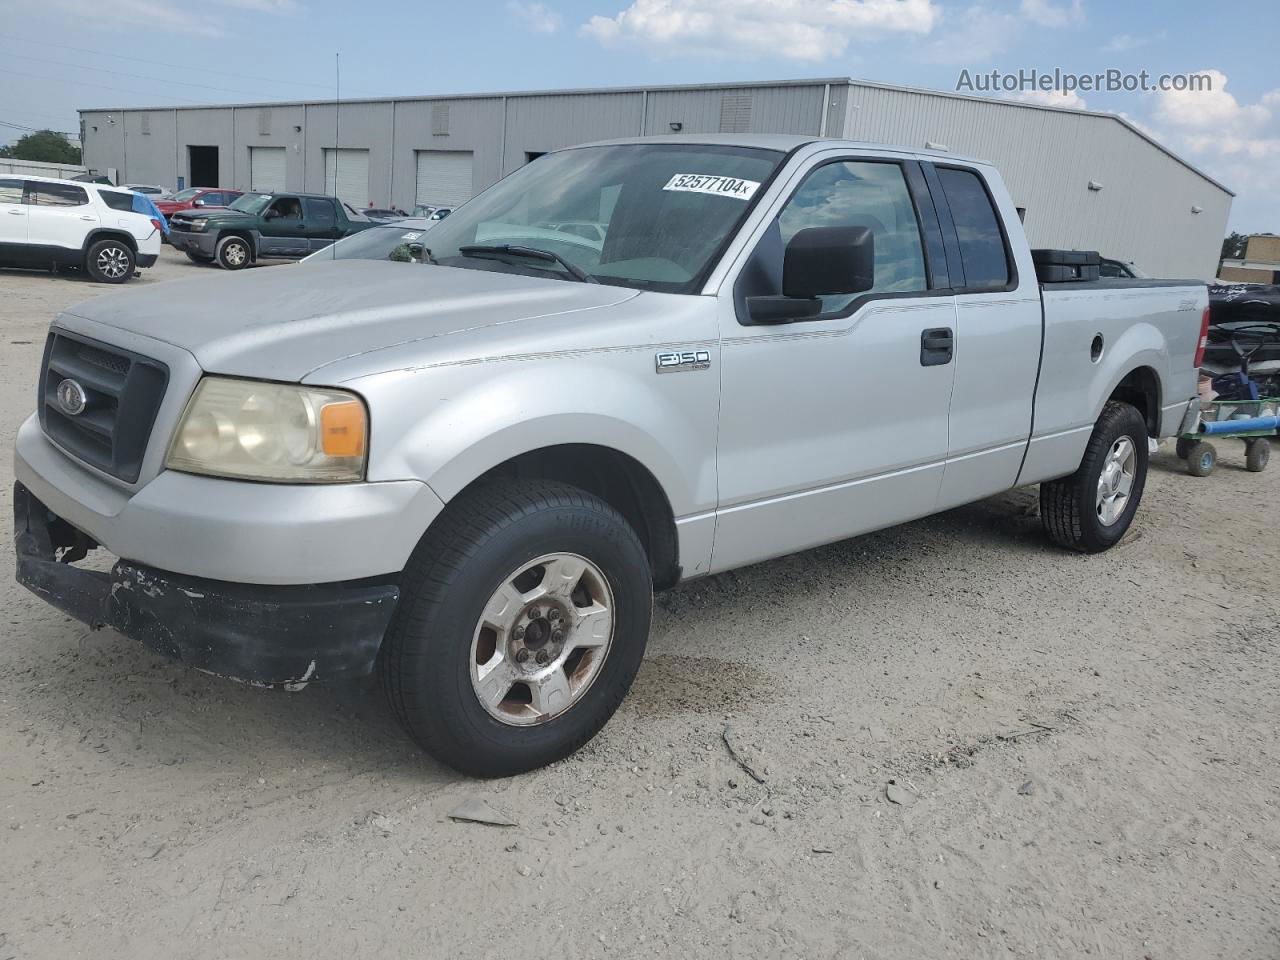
[782,225,875,300]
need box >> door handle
[920,327,954,366]
[7,209,24,215]
[79,215,96,221]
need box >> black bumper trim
[14,482,399,685]
[137,253,158,268]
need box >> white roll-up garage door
[249,146,286,191]
[414,150,473,207]
[324,148,370,207]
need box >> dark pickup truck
[169,191,372,269]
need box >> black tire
[1040,401,1149,553]
[380,480,653,777]
[84,238,135,284]
[215,234,251,270]
[185,250,215,264]
[1246,439,1270,473]
[1175,437,1195,460]
[1186,441,1216,477]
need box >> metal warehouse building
[80,77,1232,278]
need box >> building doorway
[188,146,219,187]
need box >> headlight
[189,218,208,231]
[165,377,367,483]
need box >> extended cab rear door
[921,162,1042,508]
[711,151,959,572]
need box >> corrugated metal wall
[80,78,1231,278]
[839,85,1230,278]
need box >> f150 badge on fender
[655,349,711,373]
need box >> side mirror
[783,225,875,299]
[746,225,875,324]
[192,198,206,207]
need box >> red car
[154,187,242,220]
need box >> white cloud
[1103,30,1164,53]
[1015,88,1087,110]
[1018,0,1083,27]
[508,1,562,33]
[1155,69,1270,134]
[582,0,940,62]
[919,4,1019,64]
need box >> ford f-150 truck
[167,191,371,269]
[14,135,1206,776]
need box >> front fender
[355,349,720,521]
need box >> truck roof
[574,133,992,167]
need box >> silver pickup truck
[15,135,1207,776]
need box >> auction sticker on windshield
[663,174,760,200]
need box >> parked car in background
[0,174,162,282]
[154,187,242,221]
[361,207,409,222]
[428,207,452,221]
[124,184,169,198]
[300,219,431,264]
[412,203,438,218]
[1100,257,1147,279]
[168,191,374,269]
[13,136,1206,776]
[70,173,113,185]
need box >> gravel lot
[2,250,1278,960]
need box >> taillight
[1194,306,1210,368]
[150,218,163,232]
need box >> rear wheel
[84,238,135,283]
[215,235,251,270]
[1040,401,1148,552]
[380,480,653,777]
[1246,439,1270,473]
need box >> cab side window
[936,167,1010,289]
[303,198,336,229]
[0,178,24,204]
[269,197,303,220]
[776,160,927,315]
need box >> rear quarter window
[99,191,137,212]
[937,167,1011,289]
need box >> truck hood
[60,260,639,382]
[60,261,640,386]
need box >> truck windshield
[229,193,274,214]
[424,143,783,293]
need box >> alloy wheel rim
[225,243,246,265]
[1096,435,1136,526]
[469,552,615,726]
[97,246,129,278]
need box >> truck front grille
[39,331,169,483]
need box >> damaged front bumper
[14,482,399,686]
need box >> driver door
[711,155,958,572]
[259,195,308,256]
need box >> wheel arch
[1106,364,1162,436]
[216,230,257,260]
[82,229,137,256]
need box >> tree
[1220,231,1248,263]
[0,130,81,165]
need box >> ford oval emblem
[56,378,88,417]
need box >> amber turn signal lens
[320,400,366,458]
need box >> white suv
[0,175,163,283]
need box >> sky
[2,0,1277,234]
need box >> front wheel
[85,238,135,283]
[1040,401,1149,552]
[380,481,653,777]
[215,235,251,270]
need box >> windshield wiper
[458,244,597,283]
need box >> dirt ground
[1,250,1278,960]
